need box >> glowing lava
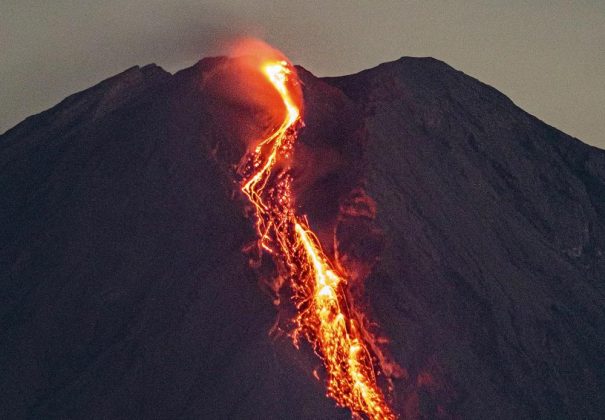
[238,58,395,419]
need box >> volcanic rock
[1,56,604,419]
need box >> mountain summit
[1,57,604,419]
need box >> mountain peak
[1,56,604,419]
[325,55,515,112]
[2,64,170,140]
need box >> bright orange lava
[239,59,395,419]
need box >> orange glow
[238,53,395,419]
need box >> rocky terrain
[1,56,604,419]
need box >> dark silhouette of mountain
[1,56,604,419]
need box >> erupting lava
[238,52,395,419]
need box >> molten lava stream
[239,59,395,419]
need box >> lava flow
[238,56,395,419]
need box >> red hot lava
[234,39,396,419]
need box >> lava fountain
[236,44,396,419]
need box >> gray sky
[2,1,603,148]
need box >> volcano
[1,56,604,419]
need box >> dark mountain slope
[325,57,605,418]
[1,56,603,419]
[0,60,347,419]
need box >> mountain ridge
[1,56,603,419]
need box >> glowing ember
[238,57,395,419]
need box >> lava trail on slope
[236,48,396,419]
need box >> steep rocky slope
[1,56,604,419]
[326,57,605,418]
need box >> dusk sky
[2,0,604,148]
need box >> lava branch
[238,60,396,419]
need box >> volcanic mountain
[1,56,604,419]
